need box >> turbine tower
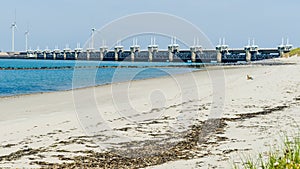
[11,10,17,52]
[25,30,29,51]
[91,28,96,49]
[11,21,17,52]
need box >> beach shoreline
[0,58,294,99]
[0,57,300,168]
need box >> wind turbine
[91,28,96,49]
[25,30,29,51]
[11,22,17,52]
[11,10,17,52]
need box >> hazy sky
[0,0,299,51]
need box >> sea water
[0,59,197,97]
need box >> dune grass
[289,48,300,57]
[234,134,300,169]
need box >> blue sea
[0,59,198,97]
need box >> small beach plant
[234,133,300,169]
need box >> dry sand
[0,57,300,168]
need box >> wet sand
[0,57,300,168]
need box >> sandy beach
[0,57,300,168]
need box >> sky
[0,0,299,52]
